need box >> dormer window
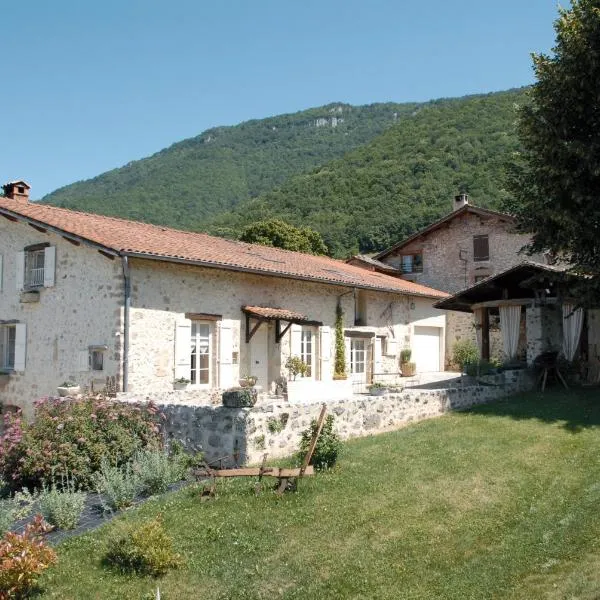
[17,186,25,194]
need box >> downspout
[121,256,131,392]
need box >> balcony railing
[25,267,44,288]
[401,264,424,274]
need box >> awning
[242,305,322,343]
[434,261,571,313]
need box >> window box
[57,385,80,397]
[19,290,40,304]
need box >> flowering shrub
[0,397,163,492]
[0,515,57,599]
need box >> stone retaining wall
[157,369,535,465]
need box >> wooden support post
[481,308,490,361]
[299,403,328,478]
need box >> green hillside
[41,102,418,226]
[208,88,528,256]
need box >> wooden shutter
[319,325,332,381]
[43,246,56,287]
[290,323,302,357]
[16,251,24,291]
[13,324,26,372]
[78,350,90,372]
[374,337,383,375]
[385,337,398,356]
[218,320,234,389]
[0,255,3,291]
[473,235,489,261]
[174,319,192,380]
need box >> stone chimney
[2,180,30,203]
[453,192,469,211]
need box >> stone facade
[0,219,446,412]
[380,209,542,293]
[126,258,446,396]
[377,206,545,364]
[156,368,535,465]
[0,219,124,414]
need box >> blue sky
[2,0,559,198]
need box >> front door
[350,338,368,383]
[249,324,269,389]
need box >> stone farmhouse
[0,182,448,414]
[350,193,546,365]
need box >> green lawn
[40,389,600,599]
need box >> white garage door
[413,326,441,373]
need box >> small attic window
[17,186,25,194]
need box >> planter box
[368,387,388,396]
[287,378,354,404]
[222,388,257,408]
[173,382,189,390]
[57,386,80,397]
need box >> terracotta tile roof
[242,306,314,322]
[0,199,448,299]
[347,254,400,273]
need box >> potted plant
[239,374,258,388]
[173,377,191,390]
[222,387,258,408]
[57,380,80,397]
[400,349,416,377]
[285,356,308,380]
[368,382,388,396]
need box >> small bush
[39,478,86,530]
[452,339,479,369]
[132,450,187,496]
[0,515,57,599]
[0,490,39,535]
[95,459,140,512]
[104,516,182,576]
[0,397,163,492]
[298,414,342,470]
[0,500,15,537]
[266,414,289,434]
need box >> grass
[38,388,600,599]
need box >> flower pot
[369,387,388,396]
[238,379,249,388]
[401,362,416,377]
[57,386,80,397]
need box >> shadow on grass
[466,387,600,433]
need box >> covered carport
[434,262,590,367]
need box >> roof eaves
[0,206,121,257]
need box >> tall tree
[239,219,329,255]
[506,0,600,303]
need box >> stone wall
[0,219,123,414]
[156,368,535,465]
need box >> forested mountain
[41,102,418,226]
[42,88,528,257]
[207,89,527,256]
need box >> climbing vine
[334,302,347,379]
